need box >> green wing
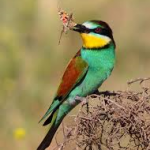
[39,50,88,124]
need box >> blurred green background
[0,0,150,150]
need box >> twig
[103,97,125,110]
[128,77,150,85]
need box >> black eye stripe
[83,27,112,38]
[87,28,102,33]
[101,29,112,36]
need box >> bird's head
[72,20,115,49]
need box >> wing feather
[39,50,88,123]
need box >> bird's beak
[72,24,87,33]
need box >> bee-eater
[37,20,116,150]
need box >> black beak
[72,24,87,33]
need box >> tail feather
[39,100,60,123]
[43,109,57,126]
[37,110,60,150]
[37,123,58,150]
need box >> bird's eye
[95,28,101,33]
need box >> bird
[37,20,116,150]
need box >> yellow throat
[81,33,111,49]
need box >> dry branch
[53,78,150,150]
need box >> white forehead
[82,21,98,29]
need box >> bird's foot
[75,96,87,104]
[75,96,89,112]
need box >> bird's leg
[75,96,89,112]
[75,96,88,104]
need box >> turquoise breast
[68,45,115,103]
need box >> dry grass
[53,77,150,150]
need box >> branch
[53,78,150,150]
